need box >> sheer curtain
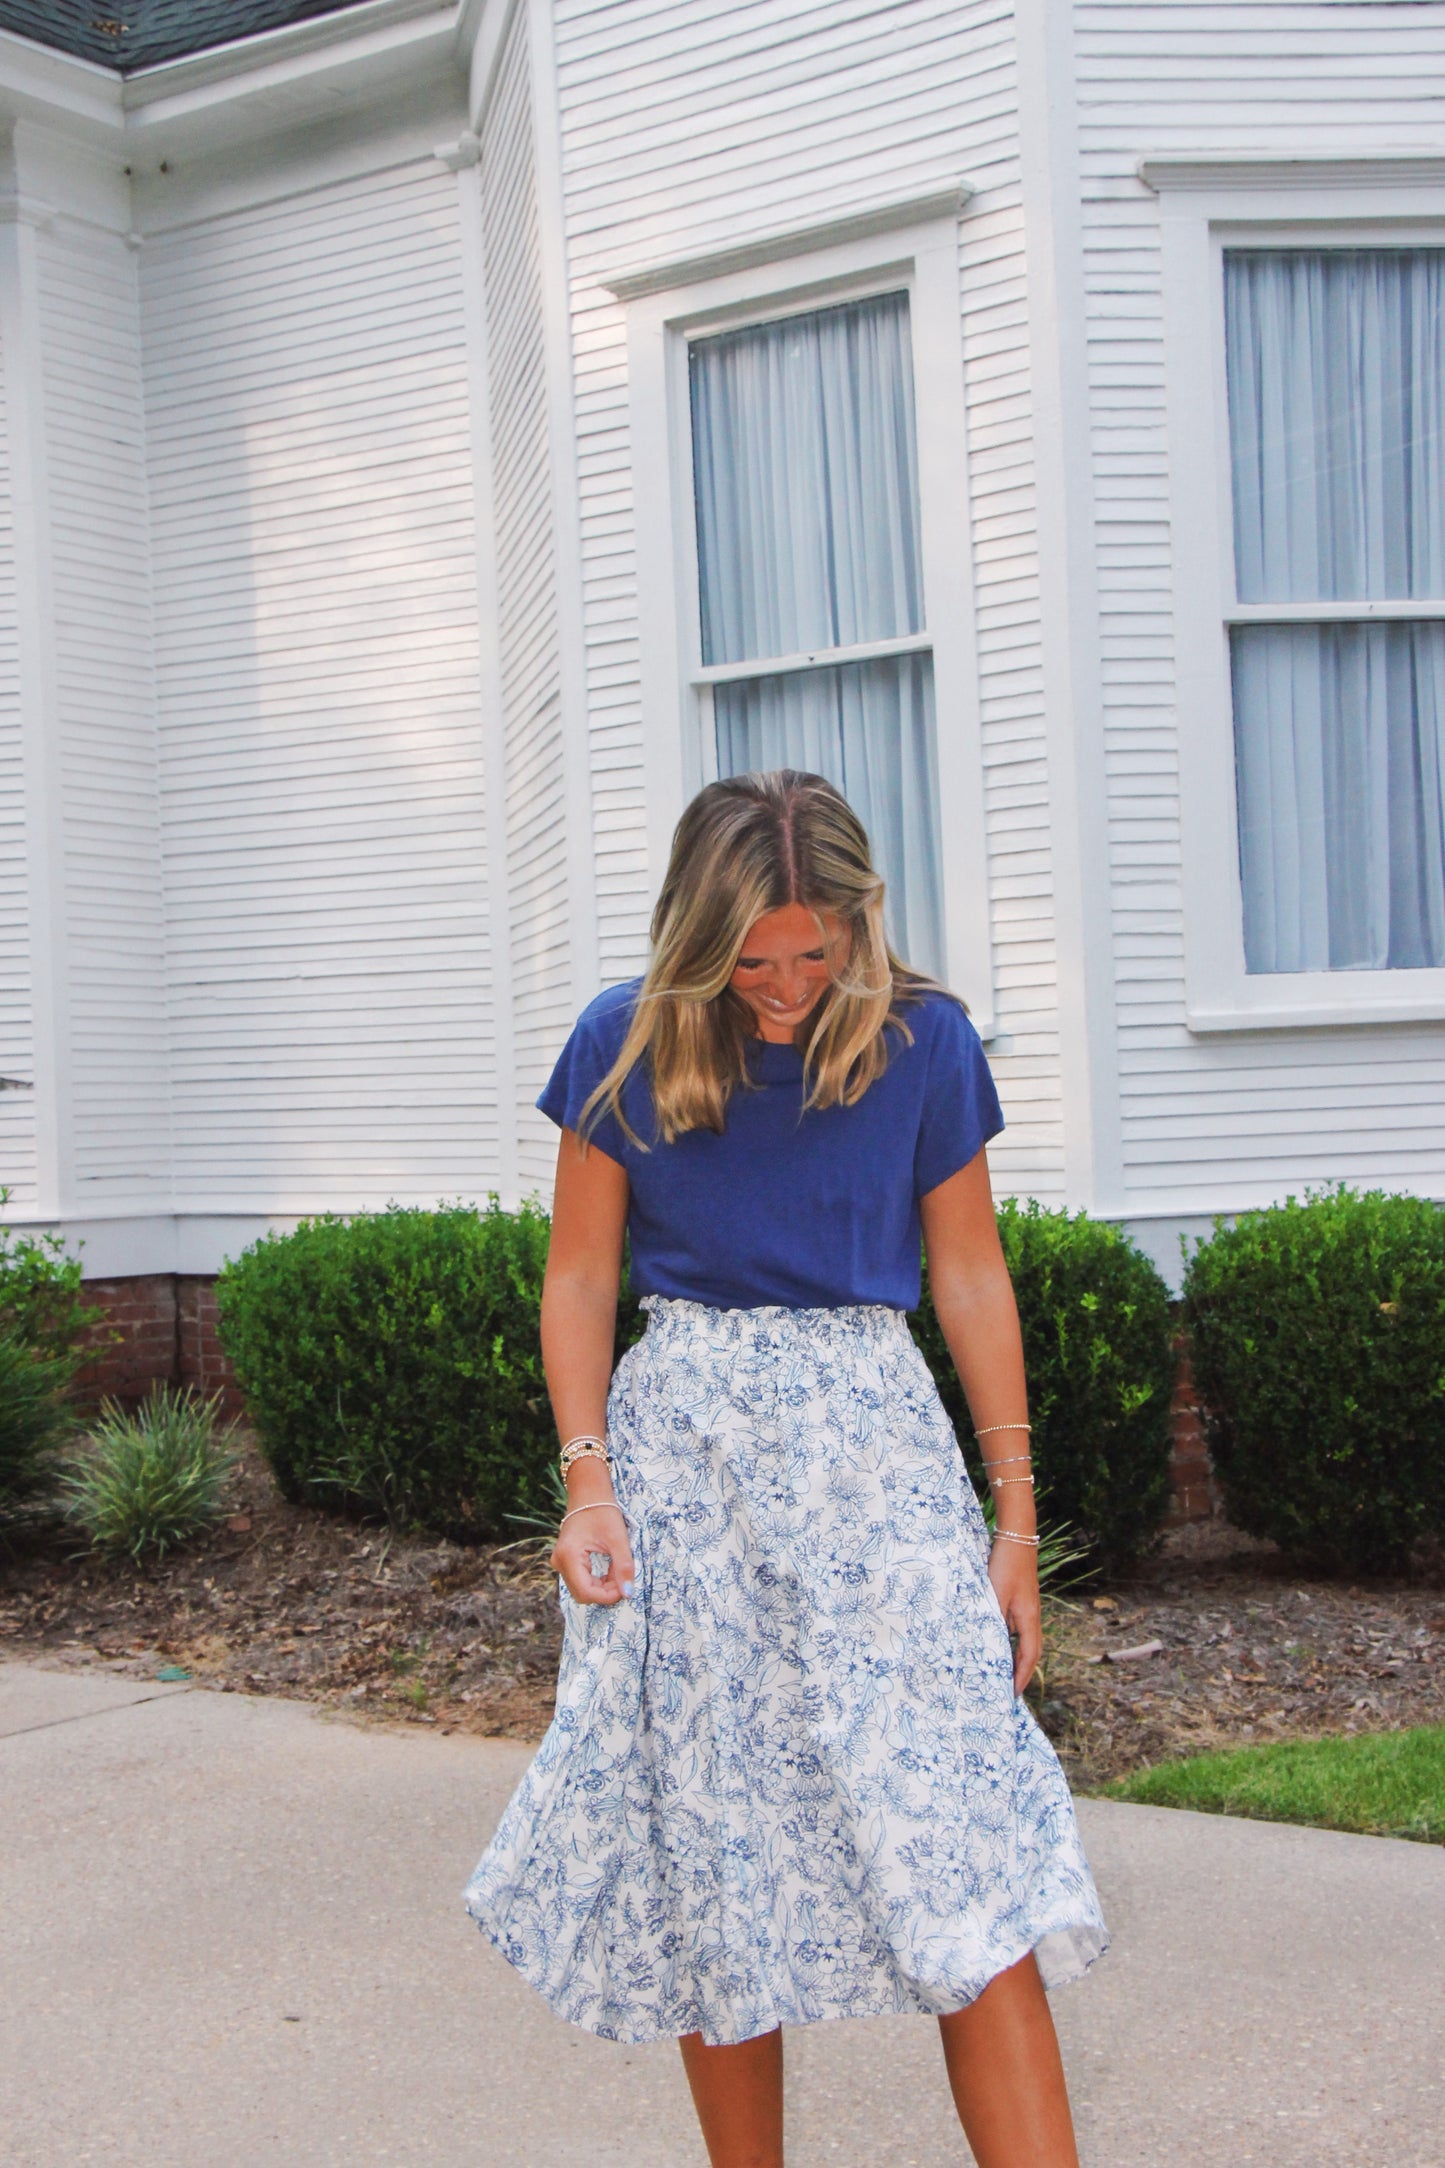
[690,293,945,973]
[1225,249,1445,970]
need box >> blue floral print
[465,1298,1107,2047]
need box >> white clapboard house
[2,0,1444,1310]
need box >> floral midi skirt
[464,1298,1107,2046]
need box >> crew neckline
[748,1036,805,1079]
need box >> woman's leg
[678,2026,784,2168]
[937,1953,1080,2168]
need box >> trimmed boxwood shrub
[1183,1187,1445,1575]
[0,1329,74,1528]
[911,1199,1175,1568]
[0,1214,89,1373]
[217,1201,645,1540]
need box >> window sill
[1187,979,1445,1033]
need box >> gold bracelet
[559,1435,609,1476]
[975,1422,1031,1437]
[559,1499,620,1529]
[982,1454,1032,1468]
[990,1474,1034,1487]
[991,1528,1041,1547]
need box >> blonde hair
[581,769,943,1148]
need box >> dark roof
[0,0,381,72]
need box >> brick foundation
[75,1274,242,1417]
[73,1276,1222,1524]
[1165,1329,1218,1526]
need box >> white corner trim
[605,184,972,301]
[0,205,71,1216]
[527,0,600,1008]
[1014,0,1125,1215]
[454,158,521,1203]
[1140,150,1445,193]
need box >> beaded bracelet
[990,1474,1035,1487]
[559,1434,610,1476]
[975,1422,1031,1437]
[991,1528,1041,1548]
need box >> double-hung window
[617,202,992,1027]
[687,292,944,974]
[1224,247,1445,975]
[1151,156,1445,1029]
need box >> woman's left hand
[988,1542,1043,1696]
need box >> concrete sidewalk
[2,1662,1440,2167]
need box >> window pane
[1225,249,1445,602]
[714,654,945,976]
[690,292,924,664]
[1232,621,1445,971]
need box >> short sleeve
[912,997,1005,1198]
[536,987,637,1163]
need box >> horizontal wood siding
[551,0,1066,1199]
[482,3,573,1191]
[1077,1,1445,1210]
[0,307,34,1204]
[39,222,169,1202]
[142,163,498,1208]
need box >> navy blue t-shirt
[537,980,1004,1312]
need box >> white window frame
[613,196,995,1037]
[1148,155,1445,1031]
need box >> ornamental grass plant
[1182,1186,1445,1575]
[61,1386,239,1563]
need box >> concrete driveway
[2,1662,1440,2167]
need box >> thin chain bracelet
[981,1454,1032,1468]
[990,1475,1035,1487]
[559,1499,620,1528]
[975,1422,1032,1437]
[991,1527,1041,1548]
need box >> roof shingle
[0,0,380,73]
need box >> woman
[466,771,1106,2166]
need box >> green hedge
[217,1202,643,1540]
[910,1199,1175,1569]
[219,1196,1173,1552]
[0,1216,89,1373]
[0,1216,89,1529]
[0,1330,74,1527]
[1182,1187,1445,1574]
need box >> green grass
[1105,1725,1445,1844]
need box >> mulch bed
[1044,1523,1445,1786]
[3,1445,1442,1786]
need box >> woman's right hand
[550,1500,636,1606]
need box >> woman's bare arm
[542,1128,635,1605]
[919,1147,1040,1693]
